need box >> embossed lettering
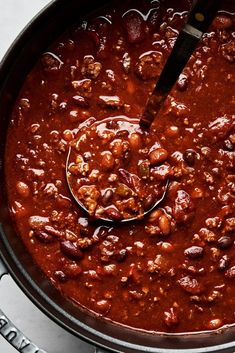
[0,317,7,330]
[19,337,30,351]
[5,328,17,342]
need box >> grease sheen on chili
[5,0,235,333]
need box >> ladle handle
[0,259,47,353]
[141,0,221,128]
[188,0,221,33]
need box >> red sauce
[5,0,235,333]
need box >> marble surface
[0,1,94,352]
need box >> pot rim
[0,1,234,352]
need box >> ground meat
[135,51,163,80]
[221,39,235,63]
[81,55,102,79]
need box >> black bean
[143,194,155,210]
[184,246,204,259]
[80,227,89,237]
[113,249,127,262]
[217,236,233,250]
[54,270,67,282]
[60,240,84,260]
[34,230,55,244]
[72,95,89,108]
[183,149,197,166]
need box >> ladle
[66,0,221,222]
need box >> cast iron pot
[0,1,235,352]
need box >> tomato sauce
[5,0,235,333]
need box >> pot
[0,1,234,352]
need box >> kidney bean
[94,299,111,314]
[56,194,72,208]
[225,266,235,279]
[16,181,30,198]
[217,236,233,250]
[149,148,168,166]
[118,168,133,187]
[41,52,63,71]
[72,95,89,108]
[116,130,129,138]
[65,230,78,242]
[143,194,155,210]
[184,246,204,259]
[123,11,147,44]
[105,207,122,220]
[19,98,30,112]
[178,276,203,294]
[60,240,84,260]
[183,149,197,166]
[164,307,179,327]
[44,225,63,238]
[159,214,171,236]
[102,189,114,205]
[212,15,232,30]
[34,229,55,244]
[101,151,115,171]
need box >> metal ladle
[66,0,221,222]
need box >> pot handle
[0,259,47,353]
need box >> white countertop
[0,1,94,352]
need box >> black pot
[0,1,235,352]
